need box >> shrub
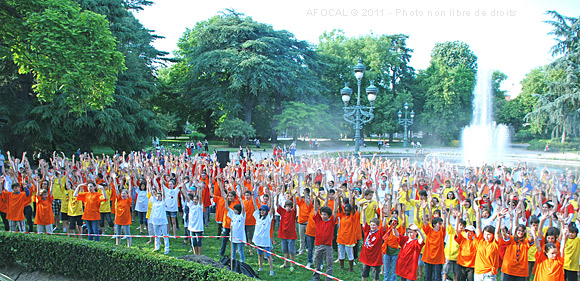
[527,138,580,152]
[0,232,252,281]
[448,140,460,147]
[215,118,256,147]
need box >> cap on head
[465,225,476,232]
[259,205,270,213]
[408,224,419,231]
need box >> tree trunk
[244,89,255,125]
[561,126,566,143]
[271,89,283,142]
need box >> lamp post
[397,102,414,147]
[341,58,378,155]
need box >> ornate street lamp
[398,102,414,147]
[342,58,377,154]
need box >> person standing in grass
[360,202,386,281]
[252,187,275,276]
[148,175,170,254]
[74,181,107,241]
[34,182,54,234]
[312,189,338,281]
[226,179,246,272]
[276,187,297,271]
[395,223,426,281]
[182,178,204,255]
[114,179,132,248]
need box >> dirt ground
[0,266,82,281]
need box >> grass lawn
[62,213,364,281]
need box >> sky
[132,0,580,97]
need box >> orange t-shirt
[297,197,312,224]
[421,224,446,264]
[337,211,360,245]
[0,192,7,213]
[305,209,317,237]
[243,199,256,226]
[500,235,533,277]
[5,191,30,221]
[77,192,106,221]
[455,232,477,268]
[474,234,500,274]
[214,196,225,223]
[223,199,240,229]
[382,224,405,254]
[534,251,564,281]
[114,196,132,225]
[34,194,55,225]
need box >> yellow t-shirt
[99,188,113,213]
[52,177,66,200]
[527,227,538,262]
[564,236,580,271]
[445,225,460,260]
[61,190,69,214]
[399,190,413,211]
[358,199,378,225]
[146,192,153,219]
[68,189,83,216]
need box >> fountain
[461,68,510,165]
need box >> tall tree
[526,11,580,143]
[176,10,322,142]
[417,41,478,144]
[0,0,164,152]
[0,0,125,112]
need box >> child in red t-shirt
[396,224,426,281]
[360,204,386,281]
[276,191,297,270]
[312,190,337,281]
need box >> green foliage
[174,10,323,139]
[274,101,340,141]
[215,118,256,147]
[448,140,460,147]
[156,112,181,135]
[417,41,478,144]
[187,131,207,141]
[491,70,508,123]
[525,11,580,143]
[1,0,125,112]
[513,128,536,142]
[0,232,251,281]
[316,30,416,139]
[0,0,164,153]
[527,138,580,152]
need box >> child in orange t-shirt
[1,183,31,232]
[533,225,566,281]
[74,182,107,242]
[35,186,55,234]
[114,186,132,247]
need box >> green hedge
[0,232,252,281]
[527,138,580,152]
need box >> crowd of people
[0,148,578,281]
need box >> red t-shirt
[396,235,425,280]
[359,224,384,267]
[313,212,336,246]
[277,205,297,239]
